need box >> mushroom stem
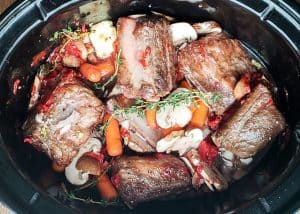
[65,138,102,185]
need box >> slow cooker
[0,0,299,213]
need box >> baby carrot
[145,106,158,128]
[97,174,118,201]
[52,161,65,173]
[80,60,114,83]
[104,114,123,156]
[190,101,209,128]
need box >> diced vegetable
[145,107,158,128]
[97,174,118,201]
[79,60,114,83]
[104,114,123,156]
[190,101,209,128]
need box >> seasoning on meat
[178,33,255,115]
[114,15,176,101]
[23,72,105,166]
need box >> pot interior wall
[0,0,299,213]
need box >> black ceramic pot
[0,0,299,213]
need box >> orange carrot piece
[80,60,114,83]
[97,174,118,201]
[190,101,209,128]
[52,161,65,173]
[162,126,183,137]
[179,79,193,90]
[145,107,158,128]
[31,48,50,67]
[104,114,123,157]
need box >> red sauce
[81,24,87,33]
[31,49,49,67]
[111,174,122,189]
[23,138,33,144]
[65,41,82,59]
[138,47,151,68]
[85,152,105,163]
[207,112,222,130]
[13,79,20,95]
[195,165,204,177]
[48,46,62,64]
[198,137,219,166]
[38,94,55,113]
[120,128,130,138]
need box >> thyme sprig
[93,49,122,91]
[62,183,119,207]
[97,90,222,135]
[67,192,119,206]
[113,90,220,118]
[49,26,87,42]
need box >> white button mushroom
[156,128,204,156]
[156,104,192,129]
[170,22,198,47]
[65,138,102,185]
[192,21,222,35]
[156,130,185,153]
[89,21,117,59]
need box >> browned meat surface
[111,154,191,207]
[115,15,176,101]
[212,84,285,158]
[23,73,104,166]
[178,33,255,115]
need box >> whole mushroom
[65,138,102,185]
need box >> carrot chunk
[80,60,114,83]
[97,174,118,201]
[190,101,209,128]
[145,107,158,128]
[103,114,123,157]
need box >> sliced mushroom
[170,22,198,47]
[170,21,222,47]
[192,21,222,35]
[76,155,102,176]
[65,138,102,185]
[156,128,205,156]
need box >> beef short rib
[23,73,104,166]
[178,33,255,115]
[212,84,285,158]
[111,154,191,207]
[114,15,176,101]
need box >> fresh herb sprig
[93,49,122,91]
[67,192,119,206]
[97,90,222,135]
[113,90,220,118]
[61,183,119,207]
[49,26,85,42]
